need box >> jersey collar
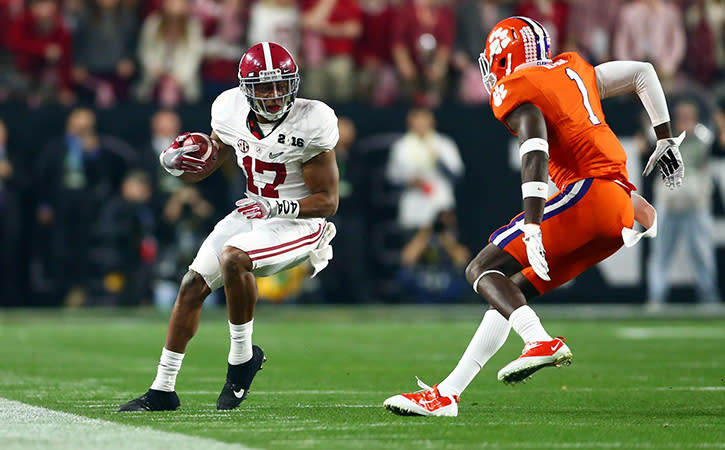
[246,110,289,140]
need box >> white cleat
[497,336,572,385]
[383,377,459,417]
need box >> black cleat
[216,345,266,410]
[117,389,180,412]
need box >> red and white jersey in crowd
[211,88,339,201]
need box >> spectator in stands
[612,0,686,90]
[155,183,216,308]
[386,107,464,231]
[0,0,25,102]
[683,0,724,90]
[88,169,157,305]
[194,0,247,100]
[143,108,185,197]
[0,119,25,306]
[513,0,569,52]
[452,0,510,104]
[136,0,204,107]
[301,0,362,102]
[32,107,137,306]
[355,0,397,105]
[247,0,300,59]
[646,99,722,311]
[7,0,75,106]
[140,108,217,308]
[61,0,86,32]
[397,209,470,303]
[564,0,624,64]
[317,117,371,302]
[391,0,455,108]
[72,0,138,108]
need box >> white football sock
[228,319,253,365]
[509,305,552,343]
[437,309,511,397]
[150,347,185,392]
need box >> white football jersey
[211,88,339,201]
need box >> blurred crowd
[1,0,725,108]
[0,0,724,308]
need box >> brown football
[183,132,218,168]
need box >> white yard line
[0,397,253,450]
[616,326,725,340]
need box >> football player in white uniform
[119,42,340,412]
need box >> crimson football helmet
[478,16,552,95]
[238,42,300,121]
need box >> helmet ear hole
[498,57,507,68]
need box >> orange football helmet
[479,16,552,95]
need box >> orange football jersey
[490,52,635,191]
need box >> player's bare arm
[177,132,234,183]
[504,103,548,225]
[504,102,551,281]
[299,149,339,218]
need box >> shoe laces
[415,376,434,392]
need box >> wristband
[272,199,300,219]
[519,138,549,159]
[521,181,549,199]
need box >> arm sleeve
[594,60,670,127]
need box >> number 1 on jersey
[565,68,601,126]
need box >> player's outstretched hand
[236,195,273,220]
[642,131,685,190]
[161,132,206,173]
[521,223,550,281]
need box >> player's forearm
[298,191,338,218]
[521,151,548,224]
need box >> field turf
[0,305,723,449]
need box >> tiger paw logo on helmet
[492,84,507,107]
[478,16,552,95]
[488,28,511,57]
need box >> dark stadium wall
[0,98,722,306]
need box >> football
[183,132,218,168]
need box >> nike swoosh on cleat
[551,342,562,352]
[233,388,245,399]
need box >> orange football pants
[489,178,635,295]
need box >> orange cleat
[497,337,572,385]
[383,377,459,417]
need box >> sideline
[0,397,253,450]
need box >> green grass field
[1,305,723,449]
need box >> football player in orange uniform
[384,16,685,417]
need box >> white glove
[159,132,206,175]
[521,223,550,281]
[642,131,685,190]
[235,196,300,220]
[236,195,273,219]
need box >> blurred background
[0,0,723,310]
